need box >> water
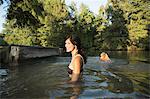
[0,51,150,98]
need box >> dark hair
[65,34,87,64]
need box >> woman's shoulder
[74,54,84,63]
[74,54,83,60]
[75,54,82,57]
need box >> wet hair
[100,52,107,57]
[100,52,110,61]
[65,34,87,64]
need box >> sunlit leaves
[1,0,149,51]
[4,26,35,45]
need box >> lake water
[0,51,150,98]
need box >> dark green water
[0,51,150,98]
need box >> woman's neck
[71,49,78,57]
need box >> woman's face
[65,38,75,52]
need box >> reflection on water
[0,51,150,98]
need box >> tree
[109,0,150,50]
[3,0,68,47]
[96,1,129,50]
[77,3,96,50]
[94,6,108,50]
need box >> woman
[65,34,86,83]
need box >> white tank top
[68,54,84,70]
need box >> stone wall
[0,46,10,64]
[0,45,62,65]
[9,45,61,62]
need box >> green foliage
[0,33,8,45]
[36,25,51,47]
[94,6,108,50]
[4,26,36,45]
[3,0,68,47]
[95,0,150,50]
[77,4,96,49]
[110,0,150,50]
[1,0,149,54]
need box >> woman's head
[65,34,81,52]
[65,34,87,63]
